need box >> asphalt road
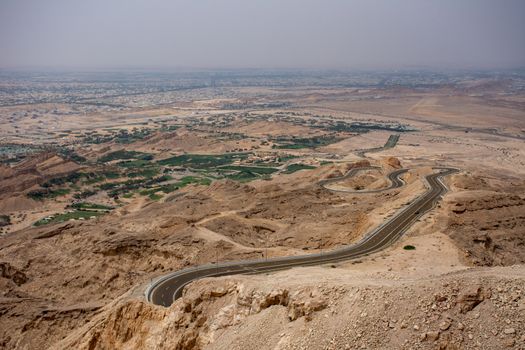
[319,166,407,193]
[146,166,458,307]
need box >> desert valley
[0,69,524,349]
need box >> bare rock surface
[444,178,525,266]
[48,266,525,350]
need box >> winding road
[146,166,458,307]
[319,166,407,193]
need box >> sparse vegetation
[0,215,10,227]
[73,189,98,200]
[219,165,278,174]
[98,150,153,163]
[158,153,250,168]
[283,163,316,174]
[69,202,113,210]
[156,176,211,194]
[34,210,105,226]
[55,148,87,163]
[149,193,163,201]
[272,136,342,149]
[225,170,260,181]
[2,67,525,350]
[27,188,70,200]
[84,128,154,145]
[117,159,154,168]
[127,168,160,178]
[42,172,84,187]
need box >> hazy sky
[1,0,524,70]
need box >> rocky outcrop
[93,233,154,256]
[0,152,82,198]
[383,156,402,169]
[34,223,75,239]
[0,262,28,286]
[445,190,525,266]
[457,285,491,313]
[450,191,524,214]
[54,279,328,350]
[50,266,525,350]
[287,288,327,321]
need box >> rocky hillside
[0,165,418,349]
[444,174,525,266]
[1,165,523,349]
[0,152,82,198]
[52,266,525,350]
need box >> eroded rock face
[384,157,402,169]
[93,233,154,256]
[0,262,28,287]
[55,300,171,350]
[51,267,525,350]
[0,152,82,200]
[457,285,491,313]
[34,223,75,239]
[54,280,328,350]
[287,288,327,321]
[0,160,382,349]
[445,190,525,266]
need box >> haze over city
[1,0,525,70]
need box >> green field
[218,165,278,174]
[158,176,212,194]
[34,210,105,226]
[320,161,334,165]
[158,153,250,168]
[212,165,278,182]
[98,150,153,163]
[136,176,212,197]
[127,168,160,178]
[283,163,316,174]
[85,129,154,145]
[272,136,342,149]
[149,193,163,201]
[117,159,153,168]
[27,188,70,200]
[225,171,260,182]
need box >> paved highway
[319,166,407,193]
[146,166,458,307]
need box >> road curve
[146,166,458,307]
[319,166,407,193]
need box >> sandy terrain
[47,228,525,350]
[0,79,524,349]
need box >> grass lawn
[225,171,259,182]
[158,153,250,168]
[98,150,153,163]
[34,210,105,226]
[272,136,343,149]
[149,193,163,201]
[283,163,316,174]
[218,165,278,174]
